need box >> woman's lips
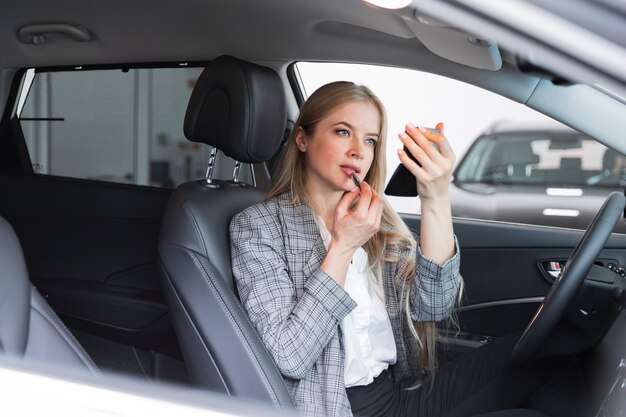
[340,166,359,177]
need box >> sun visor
[402,13,502,71]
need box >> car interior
[0,0,625,415]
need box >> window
[19,66,253,188]
[294,62,623,231]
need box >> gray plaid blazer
[230,192,461,417]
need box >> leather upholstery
[0,216,98,373]
[159,56,293,409]
[184,55,286,163]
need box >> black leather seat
[0,216,98,373]
[158,55,293,409]
[560,157,584,183]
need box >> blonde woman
[230,82,584,417]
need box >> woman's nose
[349,138,364,159]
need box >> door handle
[544,261,563,279]
[539,260,566,283]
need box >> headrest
[560,157,582,170]
[505,142,540,165]
[184,55,286,164]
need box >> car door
[400,214,626,359]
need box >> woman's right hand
[320,181,383,286]
[333,181,383,251]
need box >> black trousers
[346,333,590,417]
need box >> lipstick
[351,173,361,190]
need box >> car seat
[0,216,98,373]
[484,140,539,182]
[559,157,584,184]
[157,55,294,409]
[599,148,624,185]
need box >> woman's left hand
[398,122,455,203]
[399,122,456,264]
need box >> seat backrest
[0,216,98,373]
[158,55,293,409]
[560,157,584,183]
[502,141,540,180]
[602,148,622,173]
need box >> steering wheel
[511,191,626,364]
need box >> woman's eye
[365,138,377,147]
[336,129,350,137]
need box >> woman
[230,82,585,417]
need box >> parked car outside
[451,121,626,232]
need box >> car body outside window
[452,121,626,232]
[456,123,621,187]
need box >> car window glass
[19,67,253,188]
[294,62,625,232]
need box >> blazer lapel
[278,193,323,251]
[277,193,327,290]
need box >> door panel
[0,174,173,350]
[402,214,626,351]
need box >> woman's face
[296,100,381,195]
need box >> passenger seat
[0,216,98,373]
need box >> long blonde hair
[268,81,441,378]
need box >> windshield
[455,130,626,187]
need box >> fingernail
[418,127,428,133]
[406,123,415,132]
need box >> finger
[399,132,437,172]
[355,181,373,215]
[410,126,456,170]
[407,123,440,142]
[336,186,359,215]
[432,136,455,163]
[424,123,455,162]
[367,188,380,211]
[397,147,427,179]
[367,192,384,227]
[375,199,384,229]
[405,125,444,164]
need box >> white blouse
[316,217,397,388]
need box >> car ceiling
[0,0,539,87]
[1,0,625,154]
[0,0,545,110]
[0,0,423,68]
